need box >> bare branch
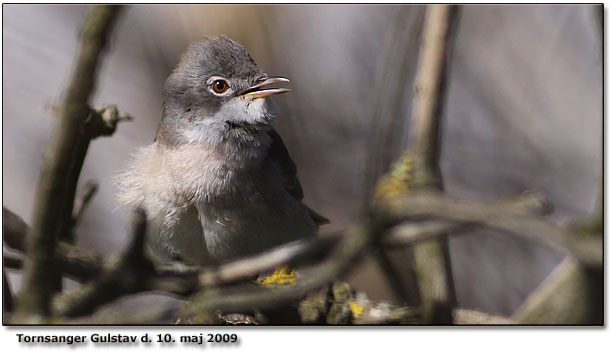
[511,256,602,324]
[453,309,513,325]
[4,207,105,283]
[382,191,601,267]
[5,205,343,298]
[384,220,469,246]
[72,180,99,226]
[196,234,341,287]
[53,209,152,318]
[383,189,550,246]
[180,225,371,316]
[401,4,458,324]
[408,5,457,189]
[16,5,123,319]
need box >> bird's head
[158,35,290,147]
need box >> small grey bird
[116,35,328,266]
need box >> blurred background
[2,4,602,317]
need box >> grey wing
[267,129,329,225]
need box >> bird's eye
[211,79,229,94]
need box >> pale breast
[116,142,316,264]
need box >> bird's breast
[162,142,267,205]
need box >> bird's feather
[267,129,329,225]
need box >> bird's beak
[238,76,291,99]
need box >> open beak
[238,76,291,99]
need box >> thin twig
[382,191,601,267]
[384,220,470,247]
[196,234,341,287]
[383,189,550,246]
[72,180,99,226]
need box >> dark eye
[211,79,229,94]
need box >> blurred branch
[15,5,123,320]
[384,189,549,246]
[180,225,371,317]
[384,221,468,246]
[54,209,152,317]
[408,5,456,190]
[511,186,603,324]
[383,4,458,324]
[3,253,23,271]
[5,185,561,324]
[3,207,105,283]
[3,269,13,314]
[7,182,556,322]
[381,192,601,267]
[72,180,99,226]
[511,256,602,324]
[453,309,513,325]
[5,205,343,301]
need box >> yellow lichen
[255,265,297,285]
[374,153,414,199]
[349,301,365,318]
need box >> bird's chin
[180,97,277,146]
[218,96,278,128]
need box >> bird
[115,35,328,266]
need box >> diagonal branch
[15,5,123,319]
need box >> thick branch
[16,5,123,319]
[404,4,458,324]
[408,5,456,189]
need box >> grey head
[157,35,290,147]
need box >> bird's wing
[267,129,329,225]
